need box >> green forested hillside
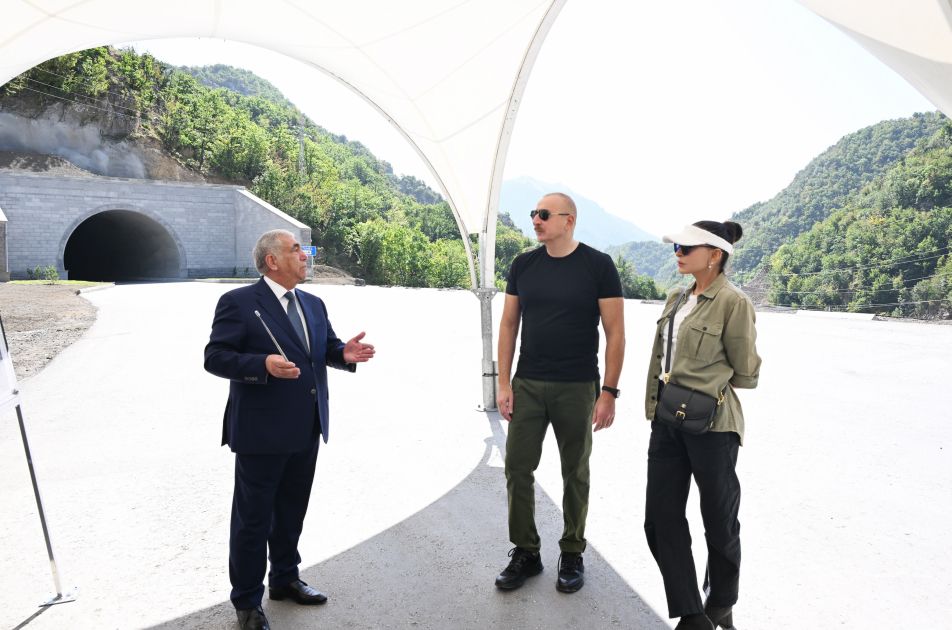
[611,112,950,314]
[607,241,678,289]
[614,256,665,300]
[731,112,946,281]
[179,64,294,109]
[0,47,533,288]
[768,125,952,318]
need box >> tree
[353,219,431,287]
[615,256,663,299]
[494,215,535,288]
[426,239,471,288]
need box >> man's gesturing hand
[266,354,300,379]
[344,331,375,363]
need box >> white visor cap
[662,224,734,254]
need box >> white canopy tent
[2,0,952,408]
[0,0,569,408]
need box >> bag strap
[663,289,689,381]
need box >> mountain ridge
[613,112,947,296]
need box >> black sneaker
[555,552,584,593]
[494,547,543,590]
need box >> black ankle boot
[704,603,734,629]
[674,614,714,630]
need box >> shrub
[27,265,59,284]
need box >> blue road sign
[302,246,317,257]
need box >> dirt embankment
[0,284,97,381]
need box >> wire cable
[779,297,950,312]
[28,64,166,107]
[14,86,145,121]
[768,245,951,278]
[770,270,952,296]
[23,77,143,116]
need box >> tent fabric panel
[830,24,952,120]
[799,0,952,64]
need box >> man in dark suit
[205,229,375,630]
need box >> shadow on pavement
[12,606,52,630]
[146,413,667,630]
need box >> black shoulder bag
[655,290,724,435]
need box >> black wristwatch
[601,385,620,398]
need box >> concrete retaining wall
[0,171,310,280]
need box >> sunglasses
[530,209,571,221]
[673,243,706,255]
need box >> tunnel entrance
[64,210,182,281]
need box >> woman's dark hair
[692,220,743,273]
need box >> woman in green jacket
[643,220,761,630]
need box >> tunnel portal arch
[62,208,186,281]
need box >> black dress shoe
[236,606,270,630]
[704,603,735,629]
[674,614,714,630]
[555,552,584,593]
[494,547,543,590]
[268,579,328,605]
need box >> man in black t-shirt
[494,192,625,594]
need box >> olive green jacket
[643,273,761,443]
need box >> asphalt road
[1,282,950,629]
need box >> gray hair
[253,229,294,274]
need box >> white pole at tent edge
[475,0,570,411]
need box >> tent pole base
[475,287,498,411]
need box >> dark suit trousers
[230,440,320,610]
[644,421,741,619]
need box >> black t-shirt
[506,242,623,382]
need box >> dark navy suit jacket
[204,278,354,454]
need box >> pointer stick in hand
[254,310,288,361]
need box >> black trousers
[230,440,320,610]
[644,421,741,619]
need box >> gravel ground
[0,283,98,381]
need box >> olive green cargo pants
[504,377,598,554]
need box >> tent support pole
[476,286,497,411]
[476,230,498,411]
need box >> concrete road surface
[1,282,950,629]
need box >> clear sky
[127,0,935,239]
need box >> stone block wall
[232,189,311,277]
[0,171,310,280]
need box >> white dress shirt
[262,276,310,348]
